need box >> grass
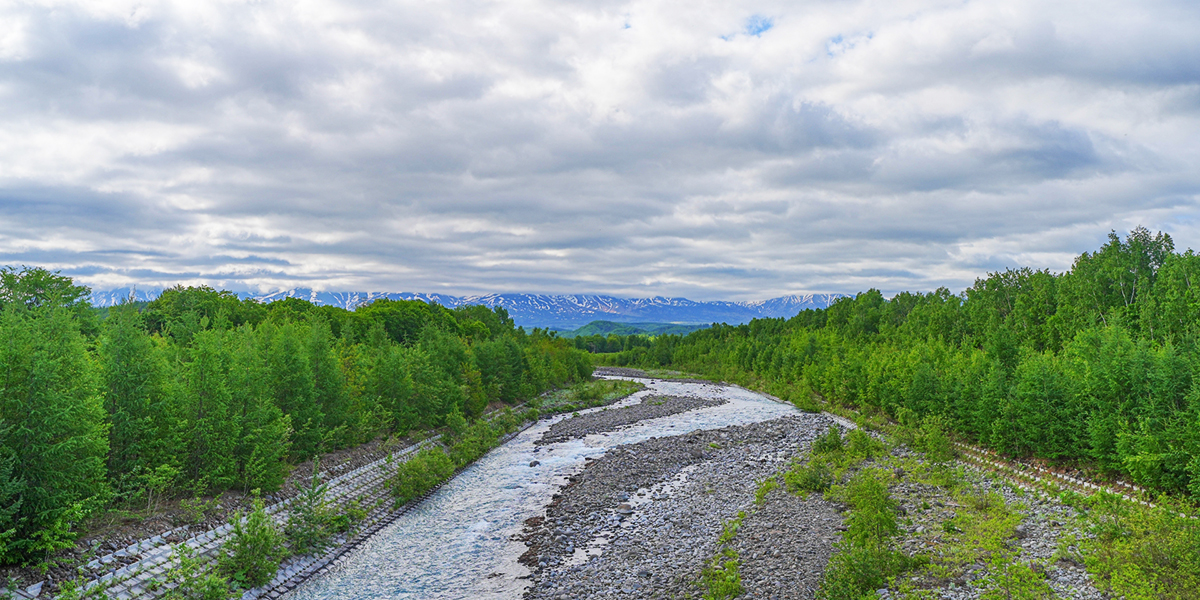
[532,379,644,415]
[698,512,747,600]
[1074,492,1200,600]
[753,476,779,505]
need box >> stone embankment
[519,414,844,599]
[11,418,536,600]
[536,394,727,446]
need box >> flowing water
[284,378,801,600]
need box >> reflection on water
[285,379,799,600]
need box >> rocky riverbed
[519,414,844,599]
[536,394,728,446]
[518,391,1108,600]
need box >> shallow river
[285,378,801,600]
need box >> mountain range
[89,288,845,330]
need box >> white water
[284,378,800,600]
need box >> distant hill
[88,288,845,330]
[556,321,711,338]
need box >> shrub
[699,549,743,600]
[754,476,779,505]
[812,427,845,455]
[981,555,1054,600]
[284,461,335,556]
[220,497,286,589]
[1081,494,1200,600]
[845,429,885,462]
[785,460,834,495]
[391,447,456,505]
[917,416,955,463]
[817,544,913,600]
[842,470,898,548]
[159,544,232,600]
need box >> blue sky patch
[745,15,773,36]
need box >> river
[284,377,802,600]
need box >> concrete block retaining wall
[8,409,535,600]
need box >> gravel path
[535,395,727,446]
[520,414,844,600]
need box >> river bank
[518,414,843,599]
[517,369,1112,599]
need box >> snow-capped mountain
[89,287,164,306]
[90,287,846,329]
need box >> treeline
[605,227,1200,498]
[570,333,652,354]
[0,268,591,564]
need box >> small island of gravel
[536,394,728,446]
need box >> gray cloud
[0,0,1198,301]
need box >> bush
[391,447,456,505]
[812,427,845,455]
[817,544,913,600]
[842,470,897,547]
[159,544,232,600]
[220,497,286,589]
[845,429,885,462]
[1081,494,1200,600]
[699,549,743,600]
[754,476,779,505]
[785,460,834,495]
[917,416,955,463]
[284,461,335,556]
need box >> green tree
[99,303,178,497]
[0,308,109,562]
[176,330,237,490]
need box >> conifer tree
[264,323,322,459]
[177,329,237,490]
[99,303,178,496]
[0,308,108,562]
[307,320,350,448]
[225,326,292,491]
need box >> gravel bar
[519,414,844,600]
[535,395,727,446]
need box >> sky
[0,0,1198,301]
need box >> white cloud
[0,0,1197,300]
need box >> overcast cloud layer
[1,0,1198,300]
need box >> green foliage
[391,448,457,505]
[699,549,743,600]
[284,460,336,556]
[824,469,899,549]
[179,496,219,526]
[1079,493,1200,599]
[817,468,919,600]
[754,476,779,505]
[99,304,178,500]
[447,419,500,468]
[812,427,846,455]
[980,556,1054,600]
[54,571,113,600]
[818,544,914,600]
[0,308,108,564]
[845,429,885,462]
[220,496,286,589]
[0,266,592,561]
[161,544,232,600]
[785,460,834,495]
[538,379,645,415]
[914,416,955,463]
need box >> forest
[603,227,1200,500]
[0,269,591,565]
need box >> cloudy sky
[0,0,1197,300]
